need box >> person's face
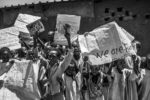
[146,58,150,67]
[48,50,59,66]
[91,65,99,74]
[117,60,125,70]
[83,56,88,62]
[73,47,80,61]
[103,64,109,73]
[136,42,141,53]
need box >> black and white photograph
[0,0,149,100]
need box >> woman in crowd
[123,54,140,100]
[138,55,150,100]
[108,59,125,100]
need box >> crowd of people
[0,24,149,100]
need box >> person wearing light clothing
[43,24,74,100]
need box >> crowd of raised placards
[0,20,149,100]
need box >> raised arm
[56,49,73,77]
[55,23,73,77]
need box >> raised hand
[64,24,71,39]
[64,24,71,33]
[63,24,72,49]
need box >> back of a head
[0,47,11,55]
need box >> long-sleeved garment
[123,68,138,100]
[64,74,77,100]
[108,67,124,100]
[0,59,41,100]
[64,58,83,100]
[124,55,140,100]
[138,69,150,100]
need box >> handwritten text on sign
[95,44,132,58]
[83,44,133,65]
[79,22,135,65]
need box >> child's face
[91,65,99,73]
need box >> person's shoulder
[11,58,18,62]
[137,55,141,60]
[79,57,83,65]
[125,55,133,63]
[125,55,132,59]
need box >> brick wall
[94,0,150,56]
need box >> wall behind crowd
[0,0,150,56]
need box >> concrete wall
[94,0,150,56]
[0,0,150,56]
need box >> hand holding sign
[64,24,72,49]
[64,24,71,38]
